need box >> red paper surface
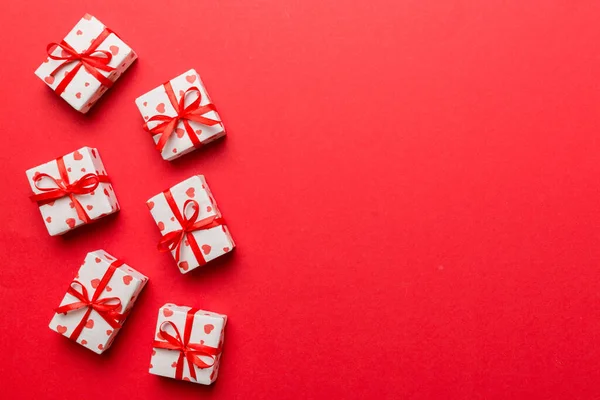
[1,1,600,399]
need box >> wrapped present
[135,69,226,161]
[150,304,226,385]
[147,175,235,274]
[49,250,148,354]
[26,146,119,236]
[35,13,137,113]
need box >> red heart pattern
[163,308,174,317]
[186,74,196,83]
[106,330,113,335]
[75,92,82,99]
[202,245,212,255]
[66,218,76,228]
[73,150,83,160]
[204,324,214,334]
[175,128,185,138]
[186,188,195,198]
[158,221,165,231]
[95,257,101,263]
[123,275,133,285]
[91,279,100,288]
[76,30,83,35]
[147,201,155,210]
[86,205,93,211]
[109,45,119,55]
[56,325,67,334]
[44,76,55,85]
[156,103,166,113]
[179,261,189,271]
[85,319,94,329]
[46,216,52,223]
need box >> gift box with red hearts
[35,14,137,113]
[135,69,226,161]
[49,250,148,354]
[150,304,226,385]
[147,175,235,274]
[26,146,119,236]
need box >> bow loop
[156,191,224,265]
[44,28,115,96]
[53,260,125,341]
[33,172,102,197]
[29,156,111,224]
[152,311,221,380]
[142,82,221,153]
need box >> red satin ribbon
[29,156,110,224]
[143,81,221,153]
[55,260,124,341]
[152,308,221,381]
[157,189,224,266]
[47,28,115,95]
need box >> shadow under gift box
[49,250,148,354]
[150,304,226,385]
[34,13,137,113]
[135,68,226,161]
[147,175,235,274]
[26,146,119,236]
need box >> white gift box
[135,69,226,161]
[35,14,137,113]
[150,304,226,385]
[26,146,119,236]
[49,250,148,354]
[147,175,235,274]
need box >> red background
[1,1,600,399]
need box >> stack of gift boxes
[29,14,235,386]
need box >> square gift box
[147,175,235,274]
[150,304,226,385]
[35,13,137,113]
[49,250,148,354]
[26,146,119,236]
[135,68,226,161]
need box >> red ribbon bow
[30,156,110,224]
[143,81,221,153]
[157,190,224,266]
[46,28,115,95]
[55,260,124,341]
[152,308,221,381]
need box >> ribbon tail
[82,61,114,88]
[155,120,178,153]
[187,354,198,381]
[175,353,186,381]
[71,194,91,224]
[69,307,92,341]
[54,62,83,95]
[183,120,202,149]
[186,232,207,267]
